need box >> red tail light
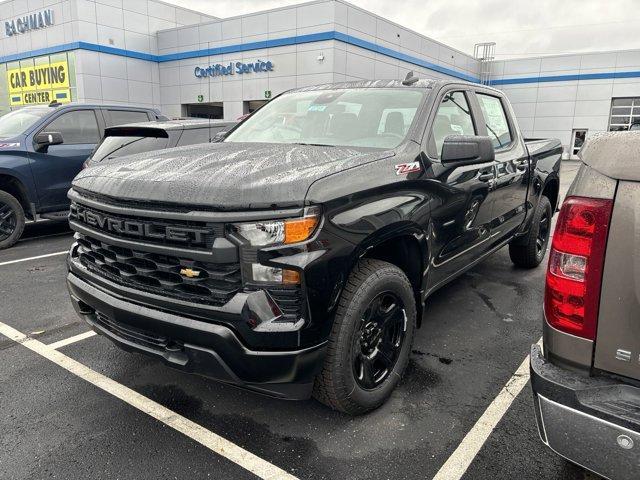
[544,196,613,340]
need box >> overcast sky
[166,0,640,58]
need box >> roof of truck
[291,78,503,94]
[19,102,158,111]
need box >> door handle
[478,172,494,182]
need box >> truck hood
[580,131,640,182]
[72,142,394,209]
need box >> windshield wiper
[291,142,335,147]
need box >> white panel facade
[497,49,640,157]
[1,0,638,150]
[155,0,480,119]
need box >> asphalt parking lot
[1,162,596,480]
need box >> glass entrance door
[570,129,587,159]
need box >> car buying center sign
[7,61,71,106]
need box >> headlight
[232,207,320,247]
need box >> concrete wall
[0,0,216,111]
[156,0,480,119]
[493,50,640,154]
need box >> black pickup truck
[66,78,562,414]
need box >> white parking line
[432,338,542,480]
[48,331,97,350]
[0,251,67,267]
[0,321,298,480]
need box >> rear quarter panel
[544,163,617,370]
[593,180,640,380]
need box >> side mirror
[441,135,494,166]
[212,131,228,143]
[34,131,64,148]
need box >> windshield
[90,135,170,163]
[225,88,425,149]
[0,107,50,139]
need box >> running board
[39,210,69,221]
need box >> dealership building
[2,0,640,157]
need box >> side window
[45,110,100,144]
[431,91,476,157]
[476,94,513,149]
[177,128,211,146]
[105,110,151,127]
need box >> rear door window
[430,91,476,157]
[104,110,151,127]
[476,94,513,149]
[90,135,169,162]
[176,128,211,146]
[44,110,100,144]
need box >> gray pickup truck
[531,132,640,480]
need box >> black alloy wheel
[508,195,553,268]
[536,209,550,257]
[352,291,406,389]
[0,201,17,241]
[313,258,416,415]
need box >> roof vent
[402,71,419,86]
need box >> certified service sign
[7,61,71,106]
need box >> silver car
[530,131,640,480]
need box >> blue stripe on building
[2,32,640,86]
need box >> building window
[609,98,640,131]
[570,129,587,158]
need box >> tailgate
[594,180,640,380]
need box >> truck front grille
[76,233,241,306]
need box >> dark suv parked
[0,102,165,249]
[84,119,237,167]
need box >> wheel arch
[542,176,560,212]
[356,225,428,327]
[0,173,32,219]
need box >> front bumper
[67,270,326,400]
[530,344,640,480]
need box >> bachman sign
[5,9,54,37]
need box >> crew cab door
[28,108,101,210]
[425,88,497,290]
[473,91,529,238]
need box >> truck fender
[348,223,429,326]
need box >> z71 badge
[394,162,421,175]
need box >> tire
[509,195,552,269]
[0,190,25,250]
[313,258,417,415]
